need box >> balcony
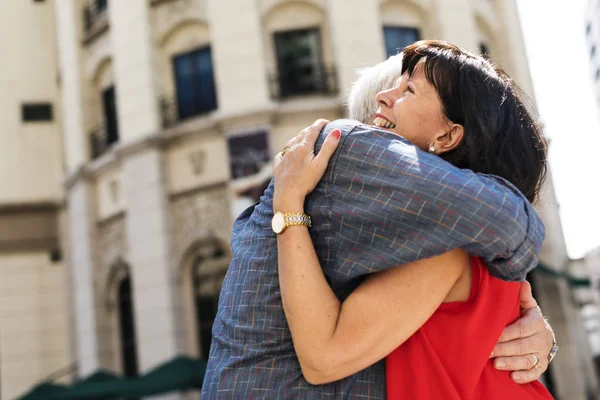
[89,124,119,160]
[82,1,109,44]
[159,96,216,129]
[269,63,338,100]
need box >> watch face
[272,212,285,233]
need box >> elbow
[298,356,339,385]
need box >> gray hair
[346,54,404,124]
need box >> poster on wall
[227,129,272,219]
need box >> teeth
[373,117,396,129]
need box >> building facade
[587,0,600,103]
[0,0,595,399]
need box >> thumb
[314,129,341,173]
[519,280,538,311]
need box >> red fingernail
[331,129,341,139]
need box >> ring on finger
[281,145,293,156]
[531,354,540,369]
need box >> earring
[429,145,436,154]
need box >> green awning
[17,382,68,400]
[17,356,207,400]
[536,262,592,288]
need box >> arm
[277,220,466,384]
[276,120,552,384]
[273,120,466,384]
[314,120,545,281]
[491,281,556,383]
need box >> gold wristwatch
[271,211,312,234]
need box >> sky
[517,0,600,259]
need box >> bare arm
[277,216,467,384]
[274,119,552,384]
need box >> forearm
[325,124,545,280]
[276,219,342,377]
[277,203,464,383]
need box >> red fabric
[386,257,553,399]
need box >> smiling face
[374,62,463,154]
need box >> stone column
[65,179,100,376]
[432,0,479,51]
[109,0,160,142]
[121,146,183,400]
[207,0,270,114]
[55,0,99,376]
[495,0,536,98]
[328,0,386,97]
[110,4,183,395]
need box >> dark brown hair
[402,40,547,203]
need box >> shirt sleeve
[314,120,545,282]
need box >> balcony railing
[83,1,108,41]
[159,96,216,129]
[269,63,338,100]
[89,124,110,160]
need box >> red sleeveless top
[386,257,553,399]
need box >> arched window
[193,247,228,360]
[118,276,139,377]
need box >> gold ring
[281,145,292,156]
[532,354,540,369]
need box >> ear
[435,123,464,154]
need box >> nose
[376,87,394,109]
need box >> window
[118,276,138,377]
[479,43,490,56]
[173,47,218,120]
[102,86,119,145]
[592,45,597,58]
[383,27,421,57]
[22,103,53,122]
[274,28,330,98]
[95,0,107,12]
[596,68,600,81]
[587,23,592,36]
[194,248,228,360]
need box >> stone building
[0,0,595,399]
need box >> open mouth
[373,116,396,129]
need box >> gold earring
[429,145,436,154]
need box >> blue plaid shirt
[201,120,545,399]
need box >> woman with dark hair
[273,41,553,398]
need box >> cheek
[395,104,431,147]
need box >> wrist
[273,197,305,213]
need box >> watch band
[272,211,312,234]
[284,213,312,228]
[548,340,558,364]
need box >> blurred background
[0,0,599,399]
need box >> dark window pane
[383,27,421,57]
[194,250,228,360]
[173,47,218,121]
[274,28,324,97]
[479,43,490,56]
[587,23,592,36]
[22,103,53,122]
[592,45,596,58]
[227,130,270,180]
[102,86,119,145]
[95,0,107,12]
[118,277,138,378]
[596,69,600,81]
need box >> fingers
[519,281,538,311]
[303,119,330,146]
[492,334,538,359]
[494,353,546,373]
[496,307,544,344]
[313,129,341,174]
[510,364,546,384]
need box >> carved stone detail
[170,184,232,269]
